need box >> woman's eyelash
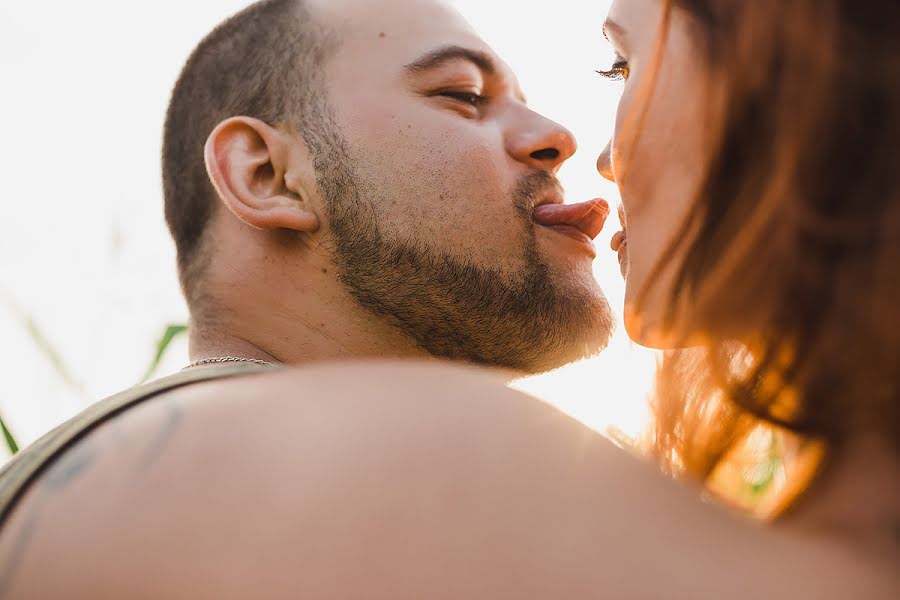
[596,60,630,81]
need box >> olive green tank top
[0,363,274,529]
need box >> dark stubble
[306,110,614,374]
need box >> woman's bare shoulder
[0,361,891,599]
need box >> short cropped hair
[162,0,338,305]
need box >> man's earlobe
[205,117,320,233]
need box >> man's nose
[597,141,615,182]
[506,111,577,172]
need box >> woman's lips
[611,230,626,252]
[611,230,628,277]
[612,204,628,277]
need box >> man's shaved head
[162,0,338,303]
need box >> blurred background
[0,0,659,461]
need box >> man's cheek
[439,147,526,260]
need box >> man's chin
[536,226,600,274]
[330,209,615,376]
[518,295,616,376]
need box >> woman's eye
[596,59,630,81]
[439,91,486,107]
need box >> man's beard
[308,118,614,374]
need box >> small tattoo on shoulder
[137,399,185,471]
[42,440,96,492]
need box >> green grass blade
[746,433,784,497]
[0,413,19,455]
[22,315,83,392]
[141,324,188,383]
[749,456,781,496]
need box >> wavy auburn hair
[641,0,900,510]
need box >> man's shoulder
[0,363,272,523]
[0,361,798,599]
[0,362,613,594]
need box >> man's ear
[204,116,320,233]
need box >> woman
[595,0,900,588]
[1,0,897,597]
[600,0,900,518]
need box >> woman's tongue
[532,198,610,240]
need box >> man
[164,0,613,374]
[0,0,614,596]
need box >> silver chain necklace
[188,356,279,369]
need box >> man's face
[306,0,614,373]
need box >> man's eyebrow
[404,45,528,104]
[602,19,627,44]
[404,45,497,77]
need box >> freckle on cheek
[378,32,386,39]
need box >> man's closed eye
[438,90,487,107]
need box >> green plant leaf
[749,456,781,496]
[22,315,83,393]
[141,324,189,383]
[744,434,784,497]
[1,295,83,394]
[0,413,19,455]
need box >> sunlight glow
[0,0,657,458]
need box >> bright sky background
[0,0,657,461]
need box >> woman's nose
[596,142,615,182]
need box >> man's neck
[189,218,441,366]
[188,288,430,367]
[188,331,284,366]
